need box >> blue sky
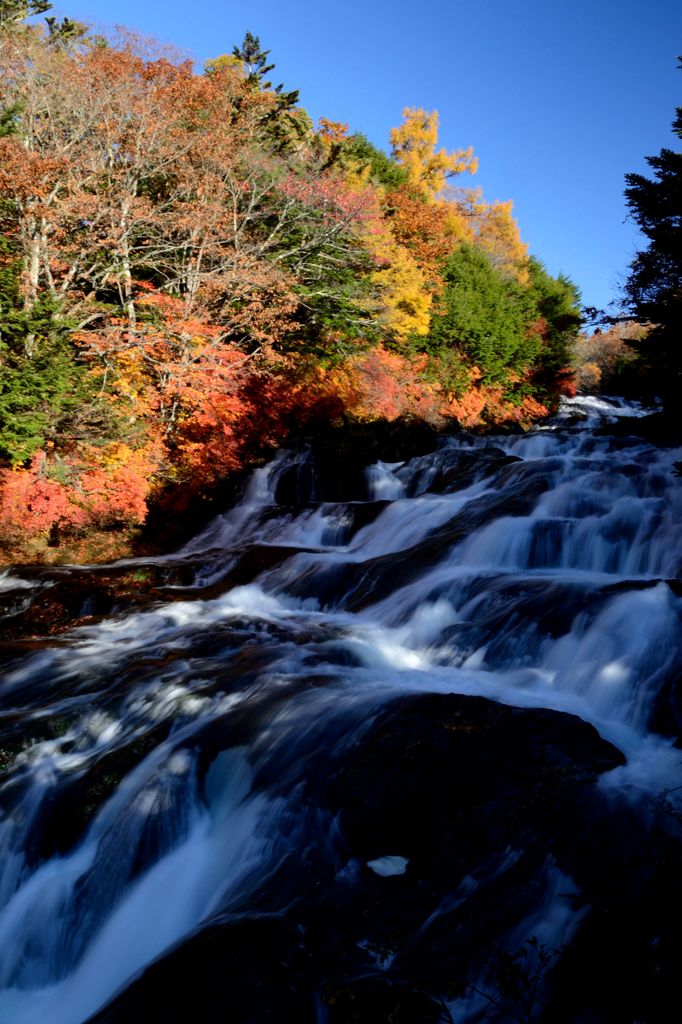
[54,0,681,314]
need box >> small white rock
[367,855,409,877]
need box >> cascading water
[0,395,680,1023]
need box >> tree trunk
[22,215,41,357]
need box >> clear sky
[53,0,681,314]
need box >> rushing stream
[0,396,681,1023]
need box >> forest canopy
[0,3,581,559]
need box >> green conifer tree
[425,244,539,392]
[622,58,682,404]
[0,1,51,31]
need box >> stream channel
[0,395,681,1022]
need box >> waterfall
[0,396,680,1022]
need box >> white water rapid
[0,395,680,1022]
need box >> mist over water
[0,395,680,1022]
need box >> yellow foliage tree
[390,108,478,199]
[379,242,433,339]
[204,54,245,76]
[473,198,529,283]
[368,226,433,339]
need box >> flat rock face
[87,693,682,1024]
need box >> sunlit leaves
[390,107,477,199]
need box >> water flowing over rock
[0,395,681,1023]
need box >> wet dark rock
[595,410,682,445]
[137,417,443,554]
[320,693,623,871]
[275,417,441,504]
[306,693,681,1023]
[0,561,200,642]
[274,430,522,508]
[137,461,259,554]
[541,805,682,1023]
[85,693,629,1023]
[300,693,680,1021]
[0,585,35,623]
[649,671,682,744]
[193,542,313,593]
[396,445,521,497]
[272,461,553,614]
[0,724,173,865]
[321,977,446,1023]
[88,915,315,1024]
[439,575,615,668]
[254,695,628,1011]
[331,460,561,610]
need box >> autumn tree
[0,17,579,559]
[473,198,529,283]
[384,184,473,294]
[367,225,433,340]
[390,107,477,199]
[0,32,177,328]
[573,320,646,394]
[0,28,378,347]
